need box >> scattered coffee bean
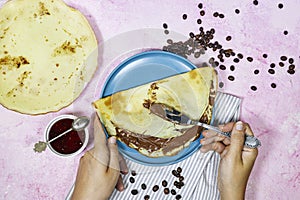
[235,9,240,14]
[250,85,257,91]
[174,181,179,187]
[131,189,138,195]
[280,56,287,61]
[219,13,225,18]
[213,12,219,17]
[228,75,235,81]
[141,183,147,190]
[287,69,295,74]
[163,23,168,29]
[176,194,182,199]
[131,170,137,176]
[198,3,203,9]
[179,181,185,187]
[230,65,235,71]
[233,58,239,63]
[263,53,268,58]
[270,63,276,68]
[152,185,159,192]
[129,177,135,183]
[283,30,288,35]
[226,36,232,41]
[162,180,168,187]
[182,14,187,20]
[253,0,258,6]
[179,176,184,181]
[271,83,277,88]
[268,69,275,74]
[144,195,150,200]
[219,81,224,88]
[219,64,226,70]
[278,3,283,9]
[214,61,219,67]
[177,167,182,173]
[288,58,294,64]
[279,62,284,67]
[189,32,195,38]
[164,30,169,35]
[171,189,177,195]
[237,53,243,59]
[172,170,179,177]
[289,64,295,70]
[167,39,173,44]
[197,18,202,24]
[200,10,205,16]
[254,69,260,74]
[164,188,170,195]
[247,57,254,62]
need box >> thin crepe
[93,66,217,157]
[0,0,98,114]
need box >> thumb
[229,121,245,159]
[107,137,120,171]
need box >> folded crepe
[93,66,217,157]
[0,0,98,114]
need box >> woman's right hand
[200,121,258,200]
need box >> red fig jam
[48,118,85,154]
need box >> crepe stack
[94,66,217,157]
[0,0,98,114]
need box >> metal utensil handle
[196,122,261,148]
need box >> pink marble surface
[1,0,300,199]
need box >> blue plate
[100,50,203,166]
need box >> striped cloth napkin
[109,92,241,200]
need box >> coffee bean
[219,82,224,88]
[233,58,239,63]
[182,14,187,20]
[287,69,295,74]
[219,13,225,18]
[144,195,150,200]
[164,188,170,195]
[247,57,254,62]
[237,53,243,59]
[270,63,276,68]
[263,53,268,58]
[280,56,287,61]
[253,0,258,6]
[167,39,173,44]
[177,167,182,173]
[164,30,169,35]
[226,36,232,41]
[254,69,259,74]
[179,176,184,181]
[289,64,295,70]
[200,10,205,16]
[198,3,203,9]
[278,3,283,9]
[197,19,202,24]
[141,183,147,190]
[162,180,168,187]
[172,170,179,177]
[179,181,184,187]
[152,185,159,192]
[271,83,277,88]
[176,194,182,199]
[129,177,135,183]
[230,65,235,71]
[171,189,176,195]
[213,12,219,17]
[174,181,179,186]
[235,9,240,14]
[268,69,275,74]
[279,62,284,67]
[163,23,168,29]
[228,75,235,81]
[250,86,257,91]
[131,189,138,195]
[131,170,137,176]
[283,30,288,35]
[288,58,294,64]
[219,65,226,70]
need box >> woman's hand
[71,116,128,200]
[200,121,258,200]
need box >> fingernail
[235,121,243,131]
[109,137,116,144]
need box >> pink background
[0,0,300,199]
